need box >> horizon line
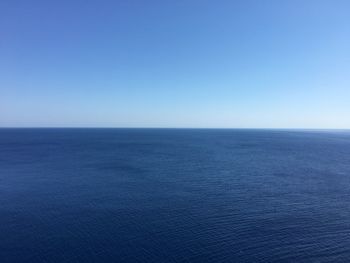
[0,127,349,131]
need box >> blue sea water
[1,129,350,262]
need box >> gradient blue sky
[1,0,349,128]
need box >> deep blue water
[1,129,350,262]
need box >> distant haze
[1,0,349,128]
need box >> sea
[1,128,350,262]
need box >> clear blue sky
[1,0,349,128]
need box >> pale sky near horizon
[1,0,349,128]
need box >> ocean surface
[1,129,350,262]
